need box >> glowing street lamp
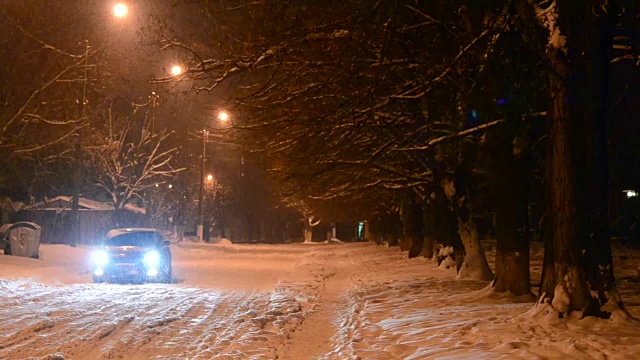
[218,110,229,122]
[207,174,214,181]
[170,65,184,76]
[113,3,128,18]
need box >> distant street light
[218,111,229,122]
[113,3,128,18]
[170,65,184,76]
[207,174,213,181]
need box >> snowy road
[2,241,640,359]
[0,242,344,359]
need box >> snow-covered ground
[1,239,640,359]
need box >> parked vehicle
[91,228,172,284]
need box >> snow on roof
[8,222,41,230]
[123,203,146,214]
[24,196,146,214]
[0,198,24,212]
[0,223,11,235]
[105,228,162,239]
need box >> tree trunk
[400,190,425,258]
[432,159,465,269]
[383,212,401,247]
[539,54,591,311]
[456,210,494,281]
[538,1,626,318]
[368,216,383,244]
[420,196,437,259]
[443,174,494,281]
[580,1,623,316]
[487,124,532,296]
[303,218,312,243]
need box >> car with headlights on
[91,228,172,283]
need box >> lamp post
[70,40,91,247]
[149,91,159,134]
[196,111,229,242]
[197,129,208,242]
[70,3,128,247]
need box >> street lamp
[218,111,229,122]
[170,65,184,76]
[113,3,128,18]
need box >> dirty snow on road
[1,240,640,359]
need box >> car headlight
[143,251,160,267]
[91,250,109,267]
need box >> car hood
[105,245,151,253]
[104,246,152,262]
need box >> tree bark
[399,190,425,258]
[538,0,625,317]
[487,124,532,296]
[580,1,624,316]
[539,49,591,311]
[443,175,494,281]
[420,196,437,259]
[383,212,401,247]
[303,220,312,243]
[432,159,465,269]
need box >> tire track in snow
[0,284,218,359]
[0,281,322,359]
[275,248,361,360]
[0,245,353,360]
[68,287,224,360]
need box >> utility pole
[197,130,208,242]
[71,40,90,248]
[150,91,158,134]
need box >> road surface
[0,242,366,359]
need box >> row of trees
[155,0,640,318]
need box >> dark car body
[91,228,172,283]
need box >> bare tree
[85,104,183,226]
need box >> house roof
[25,196,146,214]
[0,197,24,212]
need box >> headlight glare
[91,250,109,267]
[143,251,160,267]
[147,267,158,277]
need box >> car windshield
[105,232,161,247]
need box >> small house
[12,196,147,245]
